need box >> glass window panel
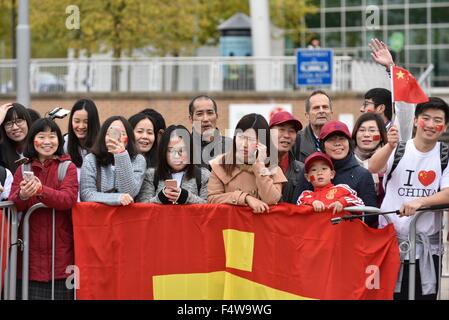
[432,49,449,86]
[325,32,341,47]
[325,0,341,8]
[388,9,405,25]
[346,32,362,47]
[326,12,341,28]
[410,29,427,45]
[305,13,320,28]
[409,50,427,64]
[346,10,363,27]
[433,28,449,45]
[409,8,427,25]
[346,0,362,6]
[432,7,449,24]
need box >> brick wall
[0,92,365,135]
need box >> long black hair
[23,118,65,160]
[155,125,195,182]
[128,112,158,168]
[67,99,100,167]
[0,103,32,172]
[221,113,272,176]
[90,116,138,166]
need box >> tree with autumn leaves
[1,0,316,59]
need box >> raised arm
[368,125,399,173]
[114,152,146,197]
[369,38,395,70]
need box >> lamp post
[16,0,30,107]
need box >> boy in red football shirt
[297,152,364,213]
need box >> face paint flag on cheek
[309,175,315,182]
[418,119,426,128]
[34,140,40,148]
[435,124,444,132]
[372,135,381,142]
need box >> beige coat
[207,154,287,206]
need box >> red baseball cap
[319,120,351,141]
[304,152,334,173]
[269,111,303,132]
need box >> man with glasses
[189,95,232,170]
[361,88,393,131]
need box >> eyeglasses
[167,148,187,157]
[361,101,376,108]
[4,118,26,130]
[358,128,380,134]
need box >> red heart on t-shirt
[418,170,436,187]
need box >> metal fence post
[8,205,18,300]
[21,202,48,300]
[408,210,445,300]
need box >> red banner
[72,203,400,300]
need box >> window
[325,12,341,28]
[346,0,362,7]
[410,29,427,45]
[409,50,427,64]
[409,8,427,25]
[433,28,449,45]
[346,32,362,47]
[432,49,449,86]
[366,0,382,4]
[432,7,449,24]
[325,32,342,47]
[305,13,320,28]
[346,10,363,27]
[388,9,405,25]
[325,0,341,8]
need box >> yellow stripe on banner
[152,271,313,300]
[222,229,255,272]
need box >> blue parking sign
[296,49,333,86]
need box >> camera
[48,107,70,120]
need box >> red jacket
[297,183,364,208]
[9,155,78,281]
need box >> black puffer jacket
[282,152,307,204]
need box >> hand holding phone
[165,179,177,190]
[108,126,122,141]
[23,171,35,182]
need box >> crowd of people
[0,39,448,300]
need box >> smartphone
[108,126,122,141]
[165,179,177,189]
[23,171,35,182]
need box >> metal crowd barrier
[21,202,57,300]
[1,201,69,300]
[408,209,448,300]
[0,201,19,300]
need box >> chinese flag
[392,66,429,104]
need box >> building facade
[297,0,449,87]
